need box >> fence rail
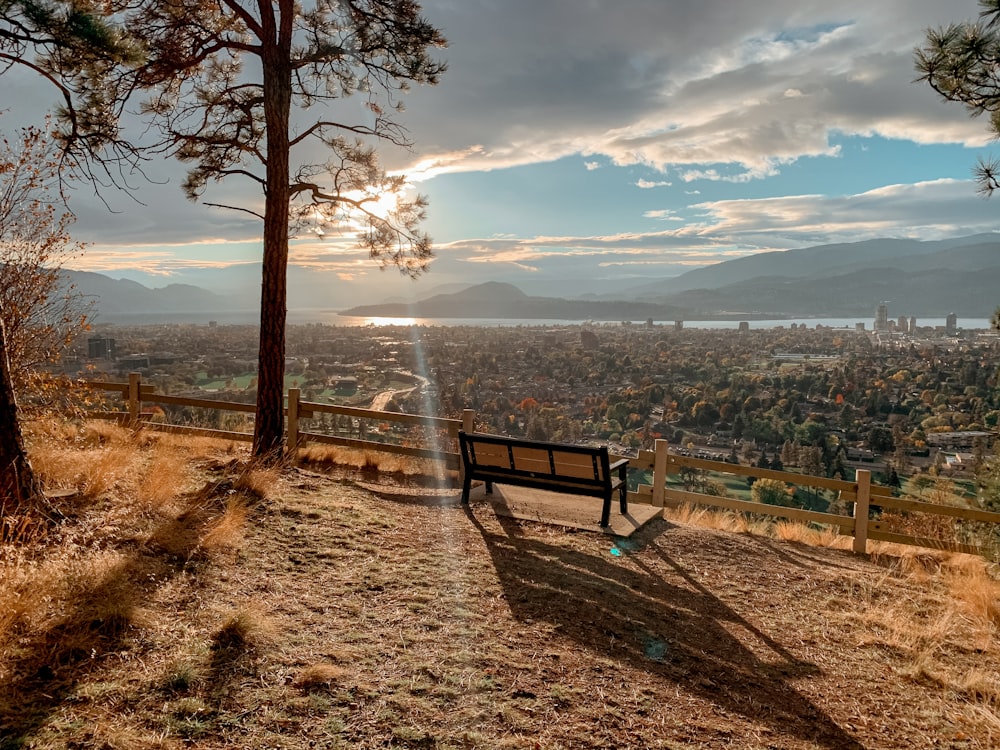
[627,440,1000,557]
[83,373,473,469]
[78,376,1000,557]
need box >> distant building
[674,320,684,330]
[738,321,750,332]
[855,322,866,331]
[897,316,908,333]
[925,430,994,450]
[909,316,917,332]
[946,312,958,335]
[875,302,889,331]
[87,336,116,360]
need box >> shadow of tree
[466,505,866,750]
[0,484,251,748]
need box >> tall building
[87,336,116,360]
[875,302,889,331]
[897,316,908,334]
[946,312,958,335]
[909,316,917,333]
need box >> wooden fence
[628,440,1000,557]
[84,373,475,470]
[81,375,1000,556]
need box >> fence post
[127,372,141,427]
[652,439,669,507]
[286,388,300,459]
[459,409,476,486]
[853,469,871,555]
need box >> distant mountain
[59,232,1000,323]
[63,270,237,317]
[345,234,1000,320]
[617,233,1000,301]
[659,267,1000,317]
[340,281,689,320]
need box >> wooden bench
[458,431,629,527]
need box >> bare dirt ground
[2,460,999,749]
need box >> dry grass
[297,442,446,481]
[3,425,1000,748]
[293,662,350,691]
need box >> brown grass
[293,663,350,691]
[3,424,1000,748]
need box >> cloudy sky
[7,0,1000,306]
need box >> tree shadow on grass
[0,487,249,748]
[465,505,866,750]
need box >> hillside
[2,425,999,749]
[340,281,688,320]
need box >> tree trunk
[252,2,294,458]
[0,309,43,512]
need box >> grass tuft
[211,606,273,652]
[293,662,349,691]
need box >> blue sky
[7,0,1000,307]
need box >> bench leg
[485,480,493,495]
[600,495,611,527]
[619,464,628,515]
[461,473,473,504]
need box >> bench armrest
[609,458,629,471]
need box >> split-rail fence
[81,374,1000,557]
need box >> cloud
[400,0,988,180]
[427,177,1000,276]
[7,0,997,292]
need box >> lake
[96,309,994,330]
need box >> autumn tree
[0,122,92,507]
[0,123,91,389]
[0,123,90,511]
[0,0,144,509]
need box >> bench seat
[459,431,629,527]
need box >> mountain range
[64,233,1000,322]
[342,234,1000,319]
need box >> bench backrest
[459,431,612,484]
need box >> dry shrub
[138,443,190,513]
[79,421,134,448]
[29,423,144,502]
[0,552,144,669]
[946,563,1000,629]
[959,669,1000,707]
[773,520,844,548]
[297,443,441,479]
[211,605,274,652]
[233,464,281,501]
[199,497,249,555]
[293,662,349,691]
[879,510,962,547]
